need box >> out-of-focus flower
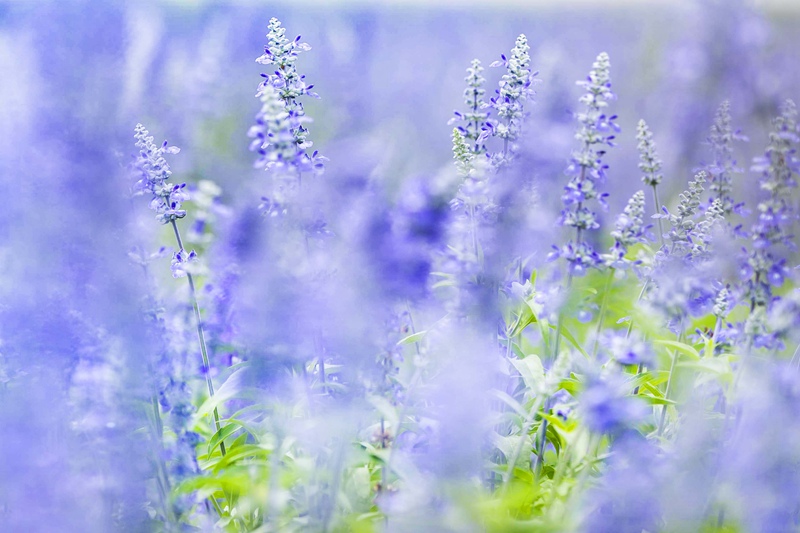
[449,59,490,156]
[743,99,799,312]
[603,190,649,269]
[599,329,654,366]
[580,372,646,434]
[637,119,663,187]
[707,100,747,218]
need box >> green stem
[625,277,650,339]
[657,321,683,436]
[501,395,546,493]
[536,271,574,477]
[591,269,615,358]
[170,219,226,457]
[651,185,665,249]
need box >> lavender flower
[449,59,490,155]
[744,99,799,311]
[599,329,654,366]
[132,123,186,225]
[689,198,724,261]
[603,190,649,268]
[248,18,325,176]
[707,100,747,217]
[452,128,475,177]
[654,171,707,261]
[713,285,730,319]
[554,52,618,276]
[580,373,646,434]
[637,119,666,245]
[488,34,537,167]
[637,120,663,188]
[256,17,316,110]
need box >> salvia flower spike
[636,119,666,246]
[249,17,326,176]
[708,100,747,218]
[488,34,537,167]
[450,59,491,156]
[745,99,799,312]
[553,52,618,277]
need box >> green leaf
[510,307,537,338]
[677,357,733,379]
[548,324,588,358]
[195,366,257,419]
[637,383,676,405]
[207,418,261,456]
[509,354,545,393]
[397,331,426,346]
[655,340,700,360]
[490,389,527,418]
[210,444,271,473]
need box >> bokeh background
[1,0,799,530]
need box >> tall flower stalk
[132,124,226,456]
[637,119,666,247]
[707,100,747,219]
[741,99,799,348]
[552,52,618,278]
[450,59,490,156]
[488,34,537,168]
[248,18,326,180]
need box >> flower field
[2,1,800,531]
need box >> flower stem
[591,269,615,358]
[657,320,683,436]
[170,219,226,457]
[651,185,665,248]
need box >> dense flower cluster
[248,18,325,176]
[744,99,799,311]
[603,190,649,268]
[636,119,663,187]
[707,100,747,217]
[488,34,537,167]
[450,59,490,156]
[132,123,186,224]
[553,52,618,276]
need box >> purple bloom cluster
[553,52,618,276]
[707,100,747,217]
[487,34,537,167]
[132,123,186,224]
[248,18,326,176]
[743,99,799,311]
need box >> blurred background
[0,0,799,529]
[1,0,799,211]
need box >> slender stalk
[501,394,546,492]
[590,269,615,358]
[657,320,683,436]
[790,342,800,369]
[382,302,426,514]
[170,219,226,457]
[651,185,665,249]
[149,396,176,523]
[625,277,650,339]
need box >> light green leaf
[509,354,545,393]
[655,340,700,360]
[397,331,426,346]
